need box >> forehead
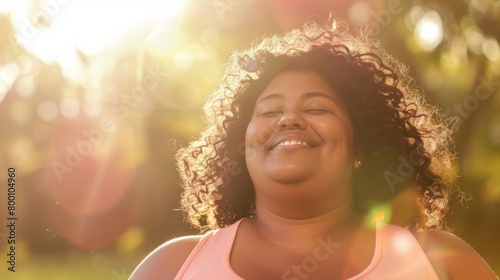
[257,70,339,101]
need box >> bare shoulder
[413,229,498,279]
[129,234,203,280]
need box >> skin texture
[230,71,374,279]
[129,235,201,280]
[245,71,356,219]
[129,71,498,280]
[414,230,498,279]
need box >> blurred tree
[0,0,498,277]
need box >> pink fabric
[174,218,439,279]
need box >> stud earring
[354,160,362,169]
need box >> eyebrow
[255,93,284,106]
[302,91,338,102]
[255,91,338,106]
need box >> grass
[0,251,143,280]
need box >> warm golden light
[0,63,20,102]
[7,0,186,68]
[348,2,372,25]
[414,10,443,52]
[365,203,392,227]
[37,101,58,121]
[482,38,500,61]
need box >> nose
[277,111,307,131]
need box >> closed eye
[260,110,283,116]
[305,108,331,114]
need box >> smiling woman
[129,19,498,280]
[245,71,355,207]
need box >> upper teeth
[276,140,308,147]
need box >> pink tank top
[174,218,439,279]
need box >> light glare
[173,52,193,71]
[9,0,186,71]
[59,97,80,118]
[0,63,20,101]
[38,101,58,121]
[414,10,443,52]
[348,2,372,25]
[466,29,485,55]
[482,38,500,61]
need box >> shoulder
[413,229,498,279]
[129,234,204,280]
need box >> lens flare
[44,117,141,216]
[414,10,443,52]
[365,203,392,228]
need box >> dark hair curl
[176,20,458,232]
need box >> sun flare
[5,0,186,66]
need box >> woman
[130,20,497,279]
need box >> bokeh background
[0,0,499,279]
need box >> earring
[354,160,362,169]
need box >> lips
[275,140,309,148]
[268,134,317,150]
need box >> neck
[252,198,360,250]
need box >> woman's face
[245,71,355,209]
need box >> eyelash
[260,110,282,116]
[259,108,331,116]
[306,108,330,114]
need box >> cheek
[340,122,355,153]
[245,119,274,161]
[244,121,258,151]
[244,121,260,163]
[318,119,354,154]
[245,119,273,147]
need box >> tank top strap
[174,219,245,280]
[350,221,439,279]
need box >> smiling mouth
[274,140,310,149]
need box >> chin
[266,168,312,184]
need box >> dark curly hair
[176,20,458,232]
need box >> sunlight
[7,0,186,71]
[365,203,392,228]
[414,10,443,52]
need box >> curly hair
[176,20,458,232]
